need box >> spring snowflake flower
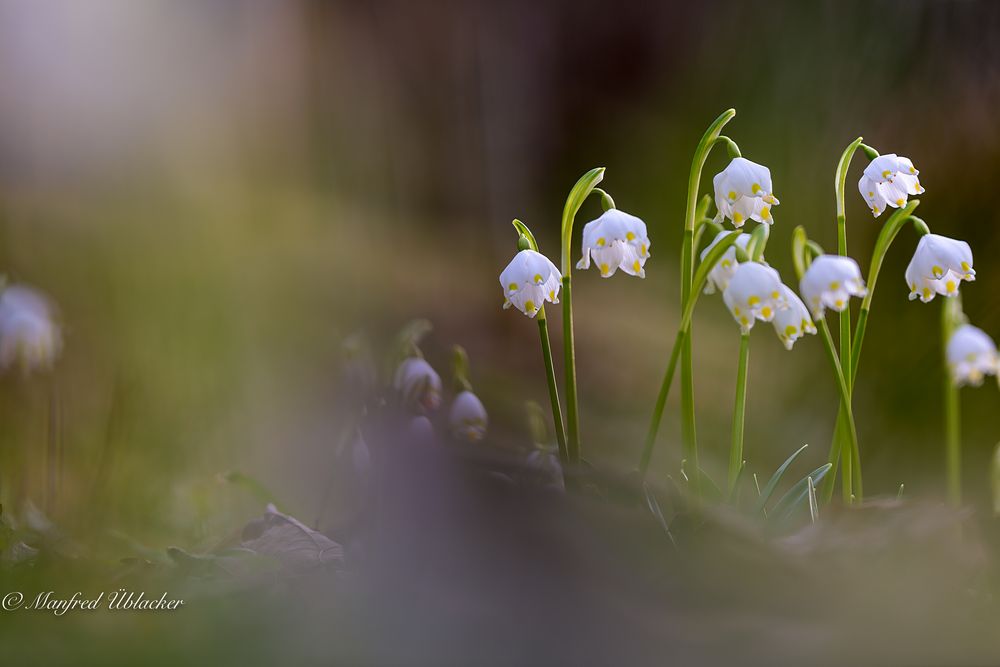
[771,284,817,350]
[449,390,488,442]
[576,209,651,278]
[499,249,561,318]
[904,234,975,303]
[799,255,867,319]
[701,231,753,294]
[713,157,780,228]
[947,324,998,387]
[721,262,787,333]
[0,285,62,372]
[393,357,442,413]
[858,154,924,217]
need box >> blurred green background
[0,0,999,545]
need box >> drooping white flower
[449,390,488,442]
[407,415,436,442]
[721,262,787,333]
[947,324,998,387]
[858,153,924,217]
[526,448,565,493]
[0,285,62,373]
[904,234,975,303]
[393,357,442,413]
[700,231,753,294]
[771,284,817,350]
[799,255,867,318]
[337,428,371,482]
[499,249,561,318]
[576,208,651,278]
[713,157,780,228]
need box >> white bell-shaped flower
[449,390,488,442]
[0,285,62,372]
[771,284,817,350]
[904,234,975,303]
[393,357,442,413]
[576,209,651,278]
[499,249,561,318]
[858,153,924,217]
[721,262,787,333]
[947,324,998,387]
[713,157,780,228]
[799,255,867,318]
[700,231,753,294]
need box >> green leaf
[747,222,770,262]
[511,219,539,252]
[791,226,809,280]
[680,230,741,331]
[753,444,809,516]
[770,463,833,520]
[835,137,864,219]
[560,167,605,270]
[219,470,282,509]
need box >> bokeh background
[1,0,999,610]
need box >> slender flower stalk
[639,230,742,474]
[793,228,865,503]
[560,168,607,464]
[507,220,568,463]
[729,331,750,493]
[535,312,567,463]
[642,109,736,483]
[942,295,963,505]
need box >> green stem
[848,202,924,383]
[817,319,861,504]
[729,332,751,493]
[562,276,580,463]
[943,295,962,505]
[640,230,741,474]
[679,109,736,493]
[559,167,606,465]
[820,419,842,504]
[834,138,861,502]
[639,330,683,474]
[537,310,568,464]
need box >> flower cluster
[701,231,752,294]
[499,250,562,318]
[713,158,779,228]
[905,234,975,302]
[800,255,867,319]
[0,285,62,373]
[859,154,924,217]
[576,209,651,278]
[946,324,998,387]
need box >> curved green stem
[559,168,606,464]
[729,332,751,493]
[679,110,736,492]
[848,202,923,383]
[640,230,742,474]
[817,319,861,504]
[943,295,962,505]
[536,310,568,464]
[835,138,863,424]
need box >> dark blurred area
[1,0,1000,652]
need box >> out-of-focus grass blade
[771,463,832,520]
[728,459,746,504]
[753,444,809,515]
[643,483,678,550]
[219,470,281,510]
[698,469,724,504]
[807,476,818,523]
